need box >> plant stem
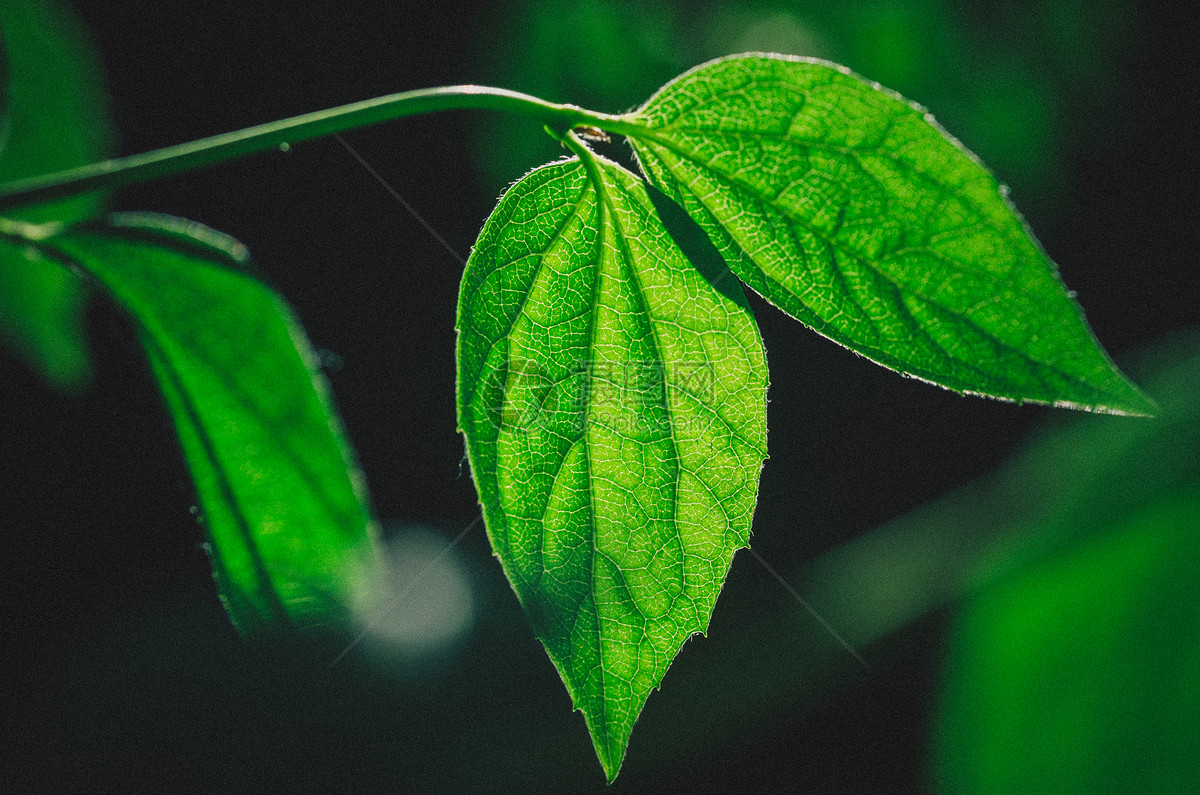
[0,85,621,211]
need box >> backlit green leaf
[457,154,768,780]
[621,53,1153,415]
[39,213,381,633]
[0,0,112,389]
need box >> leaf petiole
[0,85,622,211]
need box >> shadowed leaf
[0,0,112,389]
[39,213,381,632]
[933,330,1200,793]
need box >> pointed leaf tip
[457,154,768,779]
[623,53,1150,415]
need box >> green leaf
[933,330,1200,793]
[0,0,113,389]
[0,234,93,386]
[620,53,1153,415]
[39,213,381,633]
[457,154,768,780]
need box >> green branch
[0,85,620,211]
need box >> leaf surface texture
[457,155,767,779]
[624,54,1152,414]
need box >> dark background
[3,0,1196,790]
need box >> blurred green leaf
[457,155,767,780]
[932,331,1200,793]
[0,0,113,390]
[38,213,381,632]
[471,0,686,195]
[0,24,8,127]
[623,54,1152,415]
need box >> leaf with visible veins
[622,53,1153,415]
[457,154,768,779]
